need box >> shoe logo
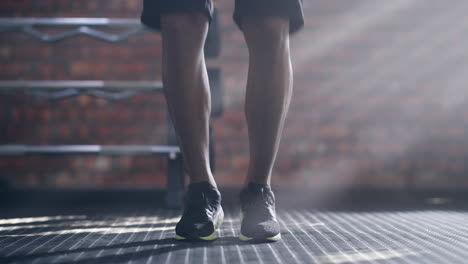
[195,223,205,229]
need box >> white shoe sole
[238,211,281,242]
[239,232,281,241]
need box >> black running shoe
[175,181,224,241]
[239,182,281,242]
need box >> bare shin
[161,13,216,187]
[242,17,292,186]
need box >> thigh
[233,0,304,34]
[141,0,214,31]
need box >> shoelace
[242,187,275,219]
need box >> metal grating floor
[1,207,468,264]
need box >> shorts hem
[141,5,213,31]
[232,13,304,34]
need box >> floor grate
[1,208,467,263]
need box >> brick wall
[1,0,468,190]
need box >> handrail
[0,80,163,90]
[0,15,221,56]
[0,18,142,26]
[0,80,164,100]
[0,17,147,42]
[0,145,180,159]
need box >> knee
[161,13,209,37]
[160,13,210,58]
[241,17,290,50]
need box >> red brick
[85,157,96,170]
[133,47,162,58]
[77,95,93,107]
[71,61,109,75]
[0,46,11,58]
[97,126,110,138]
[87,1,98,10]
[126,0,140,11]
[78,125,89,138]
[40,109,52,121]
[95,47,132,58]
[39,127,49,138]
[0,62,26,76]
[113,62,151,75]
[11,109,21,121]
[58,124,71,138]
[14,46,52,58]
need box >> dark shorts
[141,0,304,34]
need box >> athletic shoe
[175,181,224,241]
[239,182,281,242]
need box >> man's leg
[161,14,216,188]
[237,17,291,242]
[242,17,292,187]
[160,13,224,241]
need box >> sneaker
[175,181,224,241]
[239,182,281,242]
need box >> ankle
[189,180,219,193]
[190,179,218,189]
[244,181,270,189]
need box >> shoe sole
[238,211,281,242]
[175,206,224,241]
[239,232,281,242]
